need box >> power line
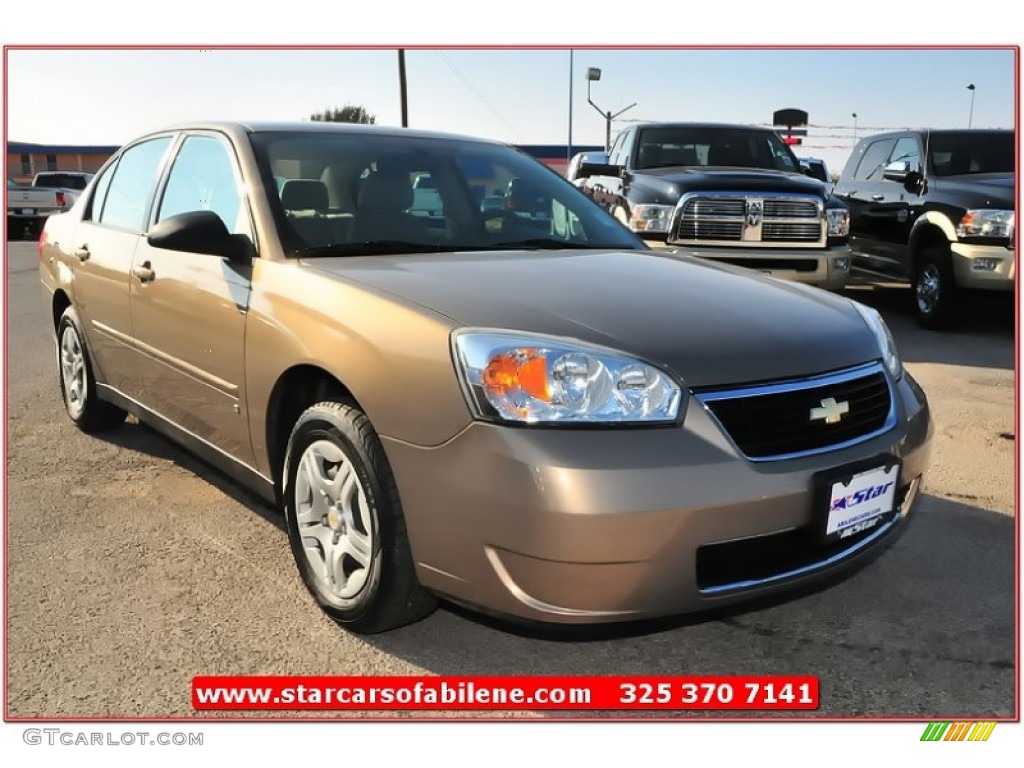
[434,52,523,142]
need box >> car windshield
[34,173,90,190]
[928,132,1014,177]
[249,131,644,256]
[634,126,800,172]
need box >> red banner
[192,675,818,711]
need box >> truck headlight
[957,209,1014,239]
[629,204,674,234]
[826,207,850,237]
[452,330,683,425]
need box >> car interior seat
[351,166,431,243]
[280,179,341,247]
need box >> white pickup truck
[7,179,72,239]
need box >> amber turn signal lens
[483,351,551,402]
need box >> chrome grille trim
[669,191,827,249]
[695,362,898,462]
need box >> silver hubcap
[916,264,941,315]
[294,440,374,600]
[60,325,87,418]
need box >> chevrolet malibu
[39,122,932,634]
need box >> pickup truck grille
[670,193,826,249]
[695,363,895,461]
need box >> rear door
[129,132,256,463]
[66,136,174,397]
[871,134,925,267]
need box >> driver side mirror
[881,160,911,183]
[147,211,252,261]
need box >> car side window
[85,161,117,222]
[98,138,172,232]
[157,135,247,236]
[853,138,896,181]
[887,136,922,173]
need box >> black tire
[282,401,436,634]
[913,245,959,330]
[56,306,127,432]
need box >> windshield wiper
[295,241,462,257]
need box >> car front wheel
[913,246,959,330]
[283,401,436,634]
[57,306,127,432]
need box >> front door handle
[74,245,90,262]
[871,194,885,201]
[132,262,156,283]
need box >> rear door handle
[74,245,90,262]
[132,262,156,283]
[871,194,885,201]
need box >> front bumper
[383,371,931,624]
[653,242,851,290]
[950,241,1015,291]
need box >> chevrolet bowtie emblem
[810,397,849,424]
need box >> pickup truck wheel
[913,246,959,330]
[57,307,127,432]
[283,401,437,634]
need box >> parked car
[576,123,853,289]
[40,122,931,634]
[7,177,71,238]
[834,129,1014,328]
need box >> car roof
[134,120,506,147]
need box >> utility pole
[585,67,636,152]
[567,50,573,163]
[967,84,976,128]
[398,49,409,127]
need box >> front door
[129,133,256,464]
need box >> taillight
[55,191,67,208]
[38,229,48,259]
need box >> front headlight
[452,330,683,425]
[957,209,1015,239]
[851,303,902,380]
[629,204,674,234]
[826,207,850,237]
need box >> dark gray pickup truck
[834,129,1014,329]
[578,123,853,289]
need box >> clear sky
[6,47,1016,174]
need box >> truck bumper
[950,242,1015,291]
[652,242,852,290]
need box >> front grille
[695,480,911,591]
[676,220,744,241]
[763,222,822,242]
[671,193,825,248]
[764,200,819,219]
[697,365,894,460]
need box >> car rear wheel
[57,307,127,432]
[283,401,437,634]
[913,246,959,330]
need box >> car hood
[932,173,1014,208]
[301,250,880,389]
[632,167,827,199]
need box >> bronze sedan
[39,122,931,633]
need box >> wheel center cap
[326,508,341,530]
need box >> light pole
[967,84,976,128]
[851,112,858,145]
[586,67,636,152]
[567,50,573,163]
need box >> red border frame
[2,43,1019,724]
